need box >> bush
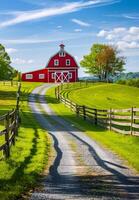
[117,78,139,88]
[116,79,126,85]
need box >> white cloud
[97,30,108,37]
[113,27,126,34]
[1,38,64,45]
[5,48,17,54]
[74,29,82,32]
[97,26,139,50]
[116,41,139,50]
[71,18,91,27]
[12,58,34,64]
[0,0,118,28]
[129,27,139,34]
[105,13,139,20]
[57,25,62,29]
[97,27,127,39]
[123,14,139,20]
[1,31,96,45]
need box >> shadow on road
[48,133,62,182]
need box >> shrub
[117,78,139,88]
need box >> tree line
[0,44,20,81]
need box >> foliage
[80,44,125,82]
[0,44,16,80]
[117,78,139,88]
[46,85,139,172]
[113,72,139,81]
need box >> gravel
[29,84,139,200]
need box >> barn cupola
[60,43,65,50]
[59,43,65,57]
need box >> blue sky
[0,0,139,77]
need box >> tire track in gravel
[29,84,139,200]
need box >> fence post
[133,107,136,125]
[70,101,73,111]
[57,86,60,101]
[11,80,13,86]
[130,107,134,135]
[61,83,63,91]
[83,105,86,120]
[15,109,19,136]
[94,109,97,125]
[12,110,16,146]
[76,104,79,116]
[85,81,87,87]
[55,87,57,98]
[5,112,10,158]
[109,108,112,131]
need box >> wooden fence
[55,85,139,136]
[0,80,19,86]
[0,83,21,158]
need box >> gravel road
[29,84,139,200]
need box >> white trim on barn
[39,74,45,79]
[54,59,59,66]
[68,72,72,78]
[52,73,56,79]
[26,74,33,79]
[59,51,65,57]
[66,59,70,66]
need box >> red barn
[22,44,79,83]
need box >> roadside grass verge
[46,86,139,173]
[0,82,50,200]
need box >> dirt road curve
[29,84,139,200]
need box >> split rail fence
[0,80,19,86]
[55,85,139,136]
[0,83,21,158]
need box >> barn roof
[46,44,79,68]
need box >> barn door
[55,72,69,83]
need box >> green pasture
[61,83,139,109]
[0,82,50,200]
[46,84,139,173]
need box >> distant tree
[80,44,125,82]
[0,44,16,80]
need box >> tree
[80,44,125,82]
[0,44,16,80]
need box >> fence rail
[0,83,21,158]
[55,85,139,136]
[0,80,19,86]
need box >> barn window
[52,73,55,79]
[59,52,65,57]
[54,59,59,66]
[68,73,72,79]
[66,59,70,66]
[26,74,33,79]
[39,74,45,79]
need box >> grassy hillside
[46,84,139,172]
[0,82,50,200]
[65,83,139,109]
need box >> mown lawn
[0,82,50,200]
[63,83,139,109]
[46,85,139,173]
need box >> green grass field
[46,83,139,173]
[62,83,139,109]
[0,82,50,200]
